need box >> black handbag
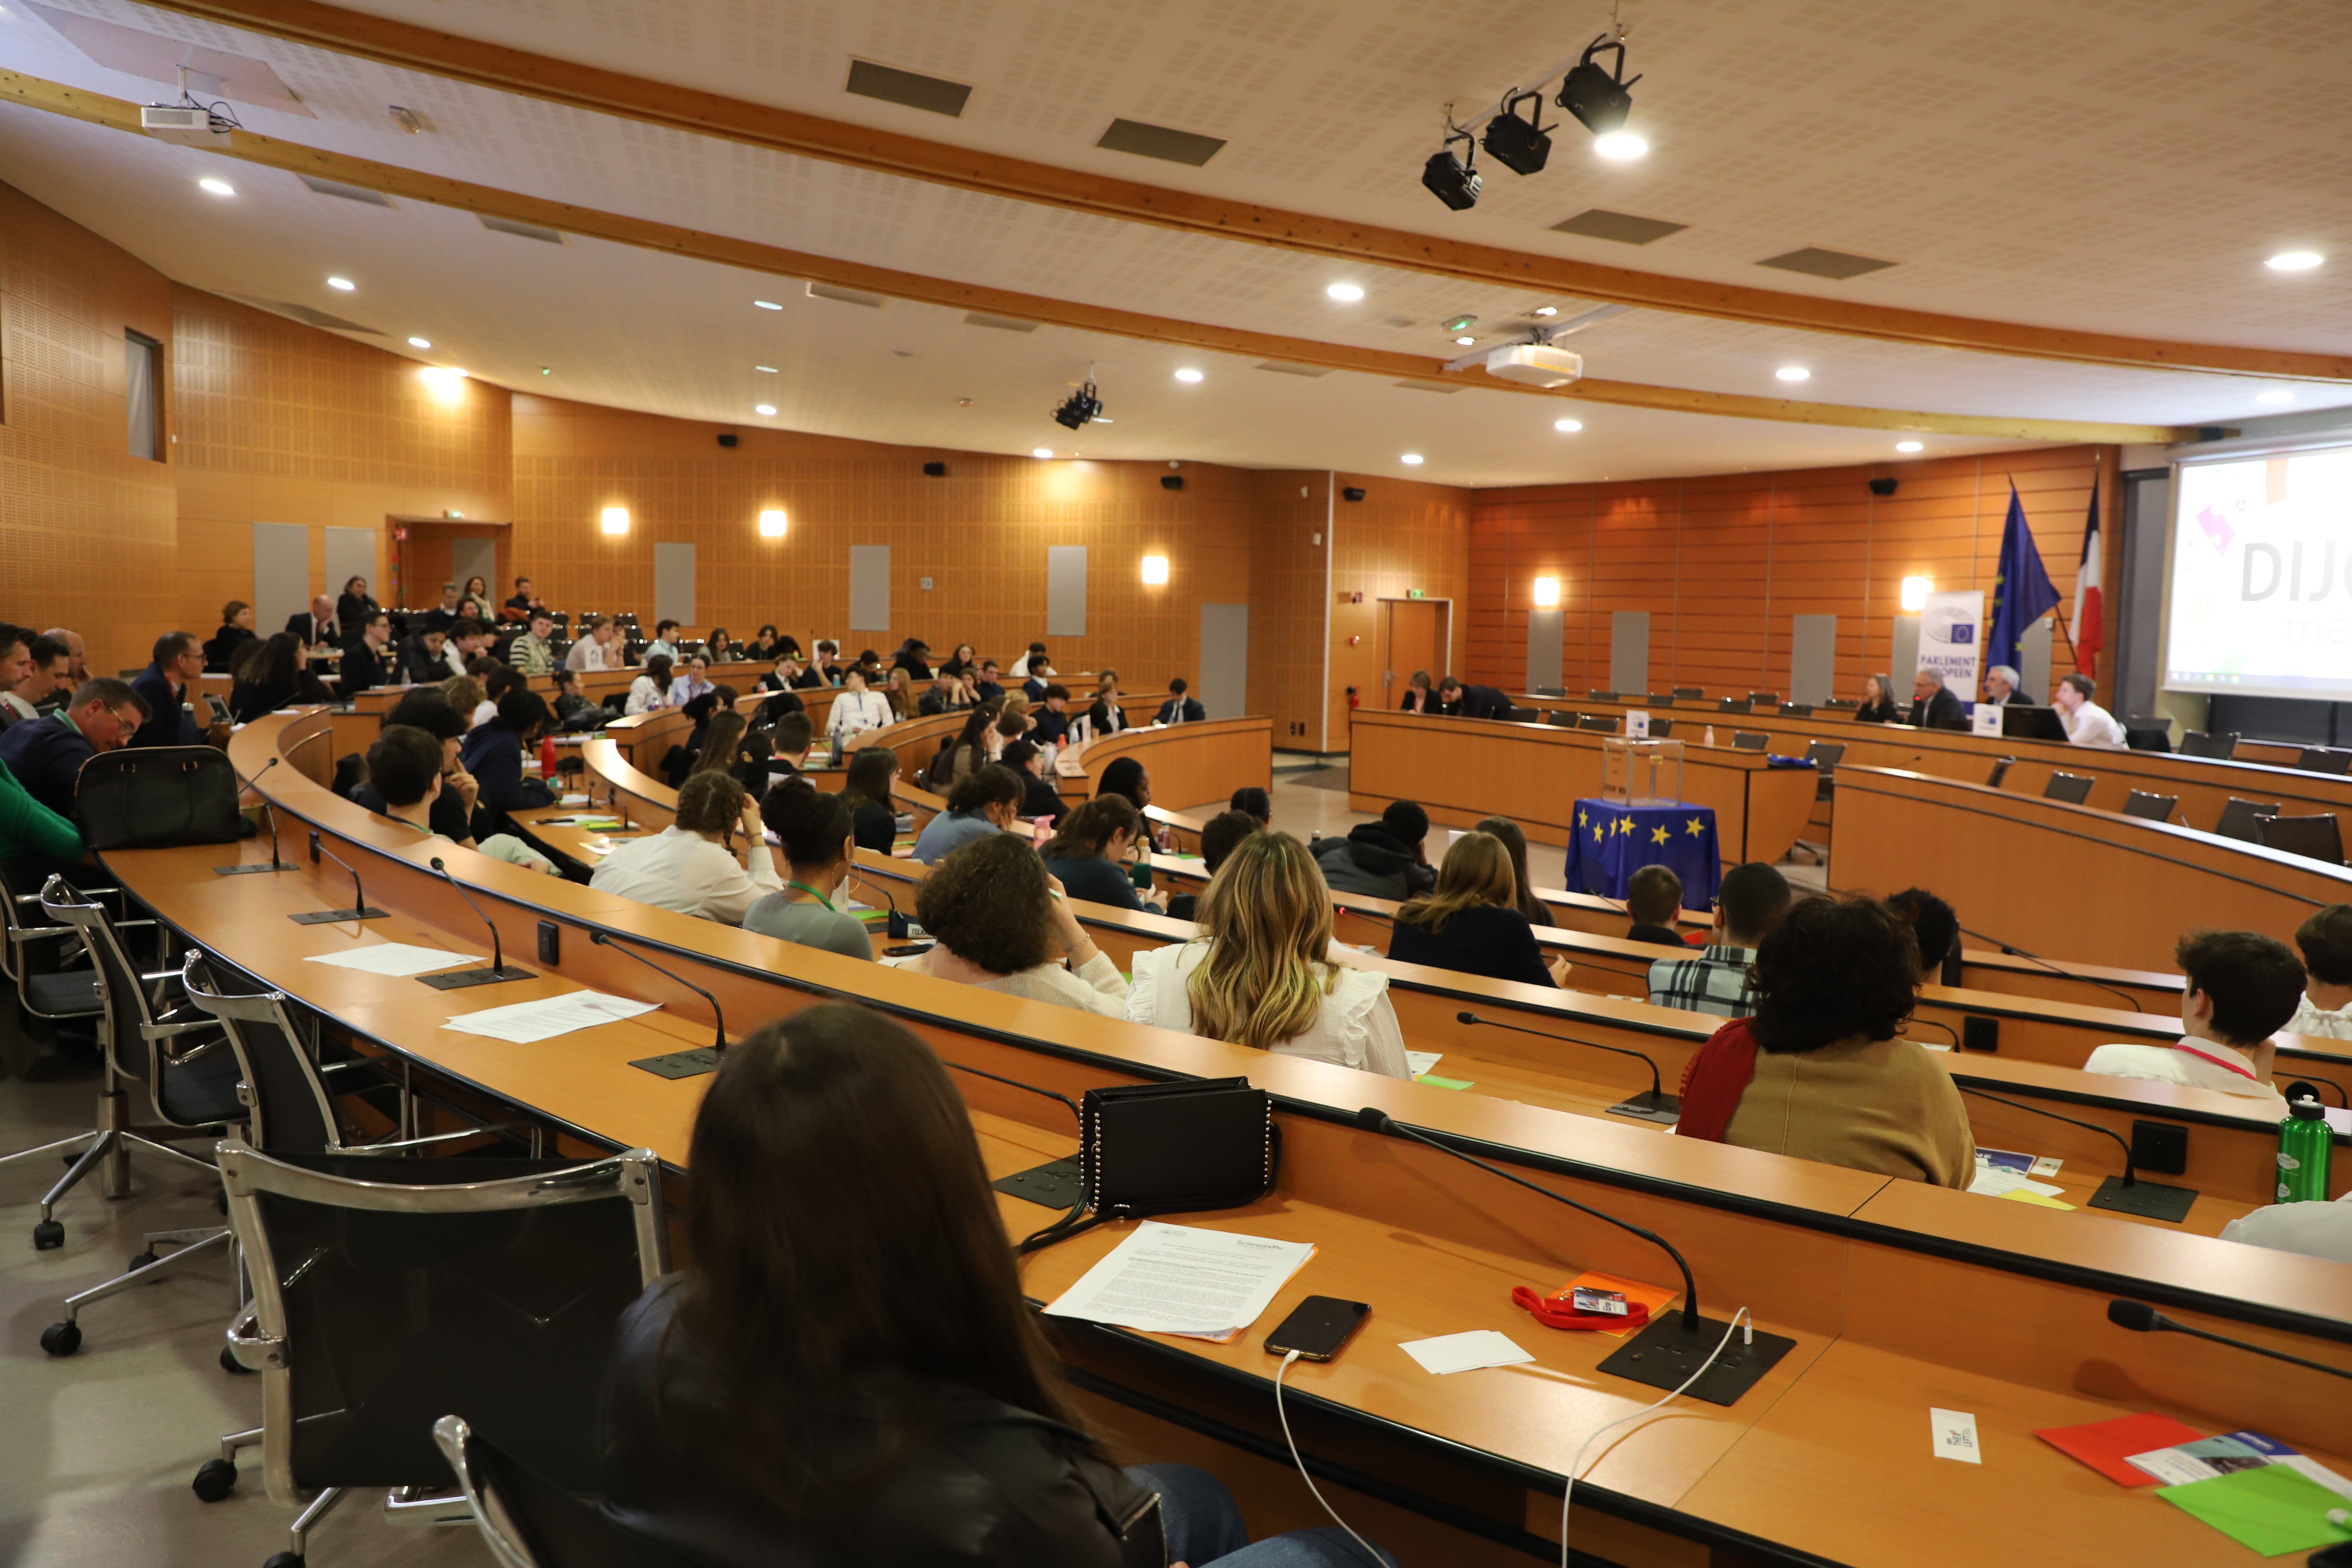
[74,746,244,850]
[1019,1078,1278,1251]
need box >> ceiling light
[1900,575,1931,612]
[198,176,234,196]
[1532,306,1559,317]
[1401,453,1425,466]
[418,366,466,403]
[1421,127,1482,211]
[1326,282,1364,302]
[754,403,776,416]
[755,364,778,373]
[758,508,788,538]
[2266,251,2322,272]
[1033,448,1054,459]
[1593,132,1647,160]
[1173,368,1204,383]
[1532,576,1560,607]
[2256,390,2295,405]
[1556,32,1641,136]
[1481,87,1554,177]
[1896,440,1924,452]
[1554,418,1583,432]
[600,506,630,535]
[326,276,355,291]
[1776,366,1810,382]
[1140,555,1169,585]
[754,298,783,309]
[1052,376,1104,429]
[1454,335,1477,346]
[407,336,430,349]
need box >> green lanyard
[786,880,836,911]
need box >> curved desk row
[109,710,2352,1568]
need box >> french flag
[2072,488,2103,680]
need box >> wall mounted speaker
[1868,477,1897,497]
[1161,474,1184,490]
[717,433,739,448]
[1343,487,1366,502]
[923,461,947,476]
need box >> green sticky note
[1414,1074,1474,1090]
[2155,1463,2351,1556]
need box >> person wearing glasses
[0,677,150,820]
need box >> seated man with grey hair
[1906,668,1968,730]
[1983,665,2035,704]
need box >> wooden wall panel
[1243,469,1329,750]
[1328,472,1472,750]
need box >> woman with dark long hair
[839,744,901,855]
[1038,794,1162,912]
[1389,831,1568,986]
[336,574,379,629]
[227,632,331,722]
[1473,813,1551,927]
[626,652,678,715]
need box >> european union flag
[1987,481,2061,680]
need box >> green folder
[1413,1074,1474,1090]
[2155,1464,2352,1556]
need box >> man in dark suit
[398,627,453,685]
[284,594,339,649]
[1436,676,1514,720]
[0,679,147,819]
[340,613,396,697]
[1983,665,2035,705]
[128,632,205,747]
[1155,677,1207,725]
[1908,669,1968,730]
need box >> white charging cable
[1559,1309,1752,1567]
[1273,1349,1387,1567]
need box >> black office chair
[2215,796,2283,843]
[1645,692,1676,707]
[2256,814,2346,866]
[1986,756,2017,789]
[2121,790,2179,823]
[1528,686,1566,698]
[433,1414,697,1568]
[1577,713,1618,732]
[1792,741,1847,866]
[2042,772,2095,805]
[1648,718,1675,738]
[1588,689,1619,701]
[1778,703,1813,717]
[1732,730,1769,751]
[2122,720,2173,753]
[0,859,104,1082]
[1501,705,1541,723]
[2180,730,2239,760]
[1747,692,1780,706]
[209,1141,668,1566]
[2297,748,2352,776]
[1819,698,1859,711]
[1719,698,1754,714]
[1672,687,1705,700]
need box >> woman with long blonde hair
[1389,831,1570,987]
[1125,831,1409,1077]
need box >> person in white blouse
[882,834,1128,1017]
[588,769,782,924]
[2053,672,2127,749]
[565,615,621,672]
[1126,830,1409,1078]
[826,667,893,742]
[624,653,681,715]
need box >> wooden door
[1381,600,1446,706]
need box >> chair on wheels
[1587,689,1619,701]
[2216,797,2282,843]
[432,1414,696,1568]
[1645,692,1676,707]
[2121,790,2179,822]
[1647,717,1675,738]
[2122,719,2173,753]
[1672,687,1705,700]
[0,860,104,1081]
[1732,730,1769,751]
[2256,814,2346,866]
[1986,756,2017,789]
[1778,703,1814,717]
[2296,748,2352,776]
[1747,691,1780,706]
[1718,698,1755,714]
[1576,713,1617,732]
[1790,741,1847,865]
[208,1139,667,1568]
[2180,730,2239,760]
[2042,772,2095,805]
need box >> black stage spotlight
[922,461,947,476]
[1481,88,1552,176]
[1051,377,1103,430]
[1421,125,1482,211]
[1161,474,1184,491]
[1556,33,1642,136]
[1342,487,1366,502]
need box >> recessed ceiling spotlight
[1326,282,1364,302]
[1775,366,1810,382]
[1173,368,1204,383]
[198,176,234,196]
[753,403,776,415]
[1454,335,1477,346]
[755,364,778,373]
[1532,306,1559,317]
[1593,132,1647,160]
[754,298,783,309]
[2256,389,2295,404]
[1401,453,1426,466]
[2266,251,2322,271]
[1554,418,1583,432]
[407,336,430,349]
[1896,440,1924,452]
[1033,448,1054,458]
[326,276,355,291]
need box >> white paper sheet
[1931,1408,1983,1464]
[1967,1167,2066,1199]
[1398,1330,1534,1375]
[1406,1050,1443,1078]
[440,990,662,1043]
[304,943,481,977]
[1041,1222,1314,1338]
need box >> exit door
[1381,600,1447,703]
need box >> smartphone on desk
[1264,1295,1370,1362]
[883,942,935,959]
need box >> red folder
[2034,1413,2205,1486]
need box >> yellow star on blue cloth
[1686,817,1706,837]
[1577,808,1588,828]
[1592,824,1605,844]
[1652,825,1670,845]
[1615,816,1633,836]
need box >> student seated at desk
[911,765,1025,864]
[2054,671,2128,749]
[1624,864,1688,947]
[459,690,558,825]
[1474,813,1550,928]
[2287,904,2352,1039]
[1096,757,1174,853]
[1040,795,1166,913]
[590,770,782,924]
[1230,787,1272,828]
[2084,930,2301,1113]
[743,779,873,962]
[1675,895,1975,1187]
[1128,831,1410,1079]
[1165,810,1259,922]
[1853,673,1900,724]
[2221,1188,2352,1265]
[1885,886,1958,980]
[602,1005,1396,1566]
[625,653,681,715]
[1001,738,1065,826]
[1648,862,1792,1017]
[884,835,1129,1017]
[1388,831,1571,988]
[357,692,479,845]
[226,633,332,723]
[358,723,552,874]
[1310,799,1435,900]
[839,745,901,856]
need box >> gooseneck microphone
[1954,919,2143,1012]
[2107,1299,2352,1381]
[1954,1085,2199,1222]
[214,758,292,875]
[419,857,533,988]
[591,930,727,1078]
[290,831,387,924]
[940,1059,1079,1120]
[1456,1011,1677,1122]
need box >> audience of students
[335,575,379,628]
[891,639,933,679]
[1648,862,1792,1017]
[1624,864,1687,946]
[885,835,1130,1017]
[1389,831,1571,987]
[357,690,479,845]
[881,667,916,721]
[398,624,454,686]
[911,765,1024,864]
[128,632,204,748]
[1127,831,1409,1078]
[1001,738,1064,825]
[363,725,463,849]
[1029,684,1071,746]
[340,612,397,696]
[1096,757,1175,853]
[825,668,893,743]
[226,633,332,722]
[1310,799,1435,900]
[0,635,69,727]
[742,780,873,961]
[626,653,680,715]
[839,745,902,854]
[646,619,685,664]
[1039,795,1165,913]
[1087,674,1127,736]
[688,711,752,793]
[930,701,1005,790]
[2084,929,2303,1112]
[590,770,781,923]
[0,678,145,821]
[2286,903,2352,1039]
[1675,894,1974,1187]
[707,627,738,663]
[566,614,621,672]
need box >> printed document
[1043,1222,1314,1341]
[441,990,662,1043]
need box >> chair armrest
[358,1124,524,1153]
[140,1018,216,1040]
[224,1305,283,1372]
[5,926,79,944]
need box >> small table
[1563,797,1721,903]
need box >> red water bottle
[539,734,558,776]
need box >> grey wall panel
[655,542,698,627]
[323,527,375,616]
[450,538,498,607]
[1609,610,1649,696]
[1197,603,1248,722]
[847,545,890,632]
[250,522,309,635]
[1892,615,1921,686]
[2020,616,2054,706]
[1047,545,1088,637]
[1789,614,1837,704]
[1525,609,1564,693]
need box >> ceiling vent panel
[1757,247,1896,280]
[807,281,885,307]
[299,175,392,207]
[228,296,384,334]
[845,59,972,117]
[1096,118,1226,167]
[1391,380,1461,393]
[963,312,1038,332]
[1255,362,1332,377]
[1551,208,1687,245]
[481,214,564,243]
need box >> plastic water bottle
[2276,1098,2331,1202]
[1703,725,1716,749]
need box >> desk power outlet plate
[1962,1016,1999,1052]
[537,920,561,965]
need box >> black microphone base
[418,964,535,991]
[1594,1309,1796,1406]
[289,906,389,924]
[2087,1176,2198,1223]
[993,1156,1084,1211]
[629,1047,722,1080]
[214,860,297,876]
[1605,1089,1681,1125]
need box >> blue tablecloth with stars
[1563,798,1721,905]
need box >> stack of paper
[1967,1166,2067,1200]
[441,991,662,1044]
[1043,1222,1314,1343]
[304,943,480,978]
[1401,1330,1532,1374]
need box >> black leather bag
[74,746,243,850]
[1080,1077,1278,1221]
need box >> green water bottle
[2275,1098,2332,1203]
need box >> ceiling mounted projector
[141,104,235,147]
[1484,343,1584,388]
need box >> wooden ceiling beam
[120,0,2352,383]
[0,70,2198,445]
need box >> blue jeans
[1126,1464,1396,1568]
